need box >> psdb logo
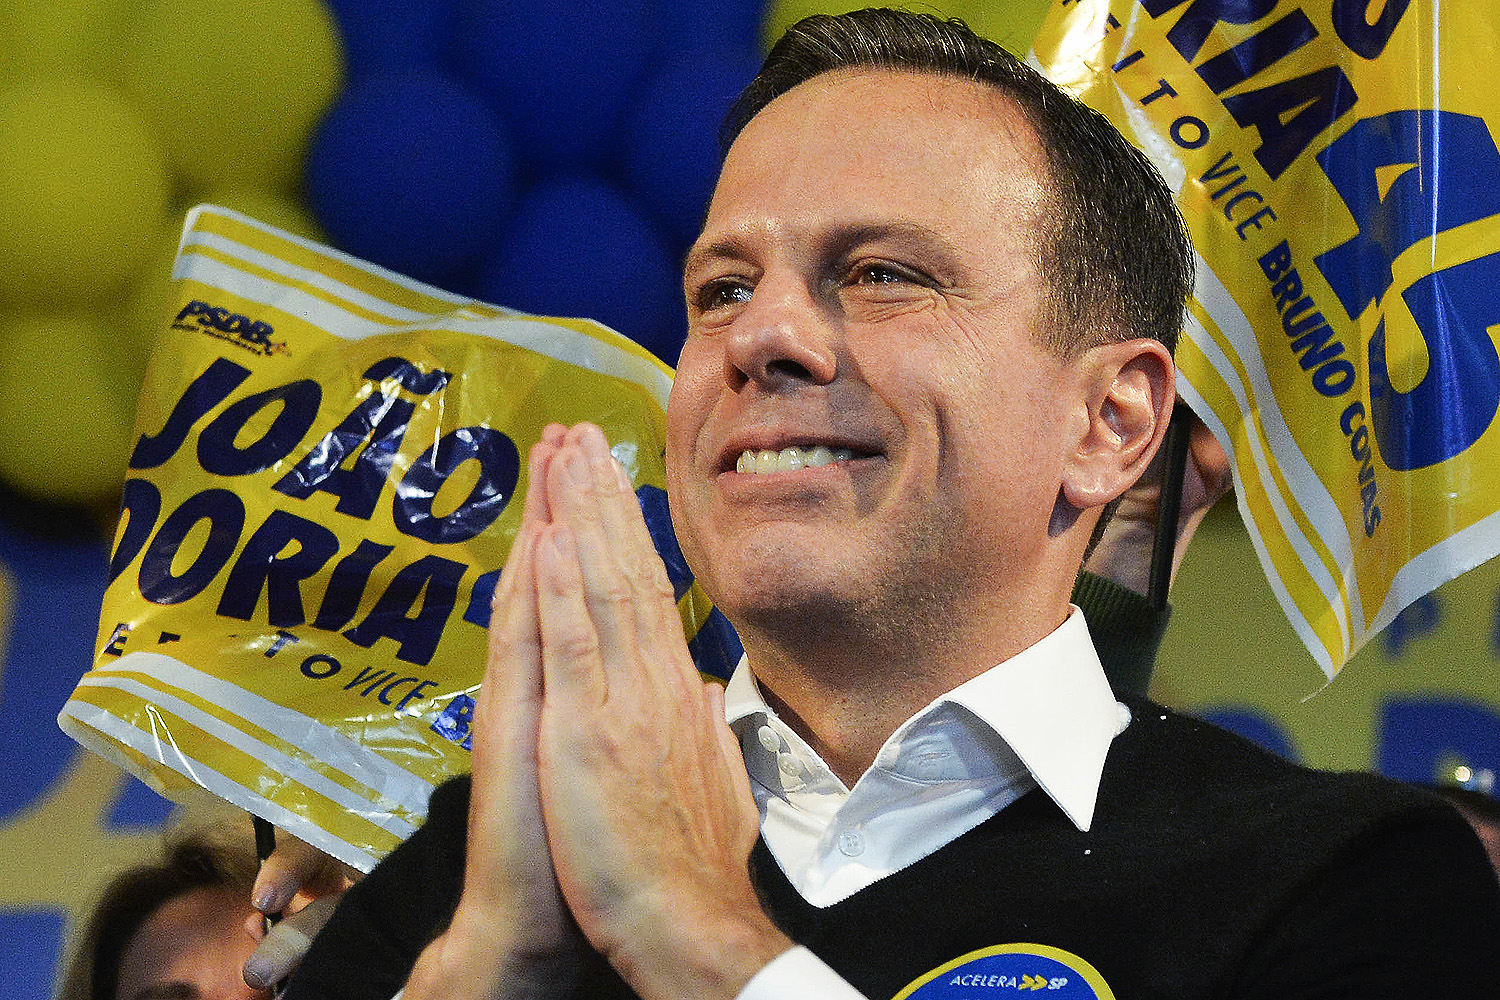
[173,299,289,357]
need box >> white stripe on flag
[1194,258,1359,590]
[95,652,435,816]
[77,672,419,839]
[1181,315,1343,670]
[1370,504,1500,637]
[181,231,457,325]
[183,204,477,307]
[176,255,674,409]
[59,699,383,872]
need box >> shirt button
[777,754,803,779]
[757,725,780,752]
[837,829,865,857]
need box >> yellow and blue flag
[59,206,740,869]
[1035,0,1500,675]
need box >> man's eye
[849,262,927,287]
[698,280,752,311]
[855,265,905,284]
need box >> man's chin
[714,572,877,648]
[686,528,904,642]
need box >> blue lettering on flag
[1314,110,1500,470]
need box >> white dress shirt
[727,606,1130,1000]
[391,608,1124,1000]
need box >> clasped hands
[406,422,790,1000]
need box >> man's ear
[1061,338,1175,510]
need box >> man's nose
[720,278,837,392]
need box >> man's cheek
[663,480,706,577]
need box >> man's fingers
[479,526,543,725]
[243,893,343,989]
[706,681,756,810]
[546,433,639,664]
[485,421,565,702]
[536,523,610,705]
[556,425,695,701]
[486,424,561,625]
[521,424,568,526]
[244,837,356,989]
[475,518,543,785]
[575,426,661,589]
[489,429,564,687]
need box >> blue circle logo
[894,943,1116,999]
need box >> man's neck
[738,603,1069,787]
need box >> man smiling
[281,10,1500,1000]
[665,58,1171,791]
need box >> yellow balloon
[0,77,170,308]
[762,0,897,52]
[125,193,324,361]
[197,190,328,244]
[762,0,1047,53]
[953,0,1053,51]
[124,216,194,364]
[0,0,132,87]
[120,0,345,194]
[0,310,140,506]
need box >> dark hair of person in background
[721,7,1194,359]
[57,818,265,1000]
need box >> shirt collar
[722,606,1124,832]
[724,654,770,728]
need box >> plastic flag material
[59,206,741,870]
[1034,0,1500,675]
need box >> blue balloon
[475,176,685,363]
[323,0,459,79]
[624,45,763,246]
[452,0,662,175]
[305,69,515,285]
[658,0,767,53]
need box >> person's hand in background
[1083,407,1233,594]
[242,831,360,990]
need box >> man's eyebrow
[819,221,964,262]
[684,221,963,276]
[683,235,754,278]
[130,983,200,1000]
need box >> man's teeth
[735,445,854,474]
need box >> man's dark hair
[723,7,1194,357]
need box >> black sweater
[284,698,1500,1000]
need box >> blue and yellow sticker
[893,943,1116,999]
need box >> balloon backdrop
[0,0,342,508]
[305,68,516,285]
[0,0,1052,511]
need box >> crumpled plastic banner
[58,205,741,870]
[1034,0,1500,676]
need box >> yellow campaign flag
[58,206,742,870]
[1034,0,1500,675]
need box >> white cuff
[736,946,869,1000]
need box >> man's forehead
[693,67,1049,256]
[738,66,1040,154]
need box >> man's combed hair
[724,7,1194,357]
